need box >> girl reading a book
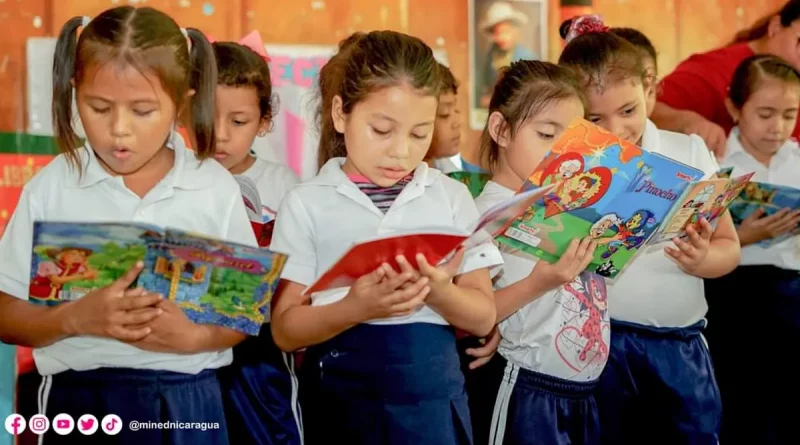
[0,6,257,444]
[707,54,800,444]
[559,15,741,445]
[269,31,502,444]
[474,60,604,445]
[426,62,464,174]
[610,27,658,117]
[210,32,303,445]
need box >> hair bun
[563,14,609,43]
[559,18,574,40]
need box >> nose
[215,118,229,143]
[607,118,627,140]
[111,109,131,138]
[388,136,410,159]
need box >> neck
[99,145,175,198]
[748,37,770,55]
[229,154,257,175]
[738,132,773,167]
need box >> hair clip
[81,16,91,27]
[238,31,270,63]
[566,14,609,43]
[180,28,192,53]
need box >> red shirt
[658,43,800,139]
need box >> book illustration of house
[140,232,213,307]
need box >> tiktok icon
[101,414,122,435]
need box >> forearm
[428,282,495,337]
[0,293,72,348]
[271,300,361,352]
[494,278,550,323]
[687,238,741,278]
[189,326,247,353]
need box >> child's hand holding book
[341,263,430,321]
[664,219,713,273]
[528,237,596,293]
[736,207,800,246]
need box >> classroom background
[0,0,788,442]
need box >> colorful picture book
[496,118,709,279]
[647,172,753,246]
[29,221,287,335]
[718,167,800,247]
[447,171,492,198]
[304,183,556,295]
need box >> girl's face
[429,91,462,159]
[586,78,649,145]
[501,97,585,183]
[730,76,800,158]
[214,85,269,174]
[768,18,800,71]
[334,83,438,187]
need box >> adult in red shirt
[654,0,800,156]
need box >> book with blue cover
[496,118,707,279]
[28,221,286,335]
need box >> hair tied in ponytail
[81,16,91,27]
[564,14,609,43]
[180,28,192,52]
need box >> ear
[186,88,196,98]
[487,111,510,148]
[257,117,271,137]
[724,97,740,123]
[768,15,783,38]
[331,95,346,134]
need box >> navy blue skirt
[219,323,303,445]
[595,320,721,445]
[39,367,228,444]
[300,323,472,445]
[483,354,600,445]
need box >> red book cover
[303,183,555,295]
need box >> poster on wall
[258,44,450,180]
[468,0,548,130]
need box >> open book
[719,167,800,247]
[495,118,746,279]
[28,221,286,335]
[303,183,555,295]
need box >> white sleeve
[223,185,259,247]
[0,189,39,300]
[270,190,317,285]
[451,184,504,275]
[690,134,721,178]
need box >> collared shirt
[608,120,719,327]
[0,134,257,375]
[721,127,800,270]
[270,157,503,326]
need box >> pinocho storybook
[28,221,287,335]
[495,118,747,279]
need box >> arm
[426,267,496,337]
[685,212,741,278]
[188,326,247,352]
[0,293,72,347]
[493,277,549,323]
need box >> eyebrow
[616,101,638,112]
[371,112,434,127]
[532,120,564,130]
[84,95,158,105]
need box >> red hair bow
[565,15,609,43]
[206,30,270,63]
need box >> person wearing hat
[478,1,537,108]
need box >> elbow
[470,304,497,338]
[270,321,302,353]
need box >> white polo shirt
[239,156,299,226]
[608,120,720,328]
[270,157,503,326]
[721,127,800,271]
[477,181,610,381]
[0,135,257,376]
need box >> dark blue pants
[482,354,600,445]
[40,367,228,444]
[219,323,303,445]
[300,323,472,445]
[595,320,721,445]
[705,265,800,445]
[457,336,498,445]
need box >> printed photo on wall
[468,0,547,129]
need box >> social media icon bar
[28,414,50,435]
[101,414,122,435]
[4,414,26,435]
[52,413,74,435]
[78,414,98,435]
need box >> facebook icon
[4,414,27,435]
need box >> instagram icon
[4,414,26,435]
[29,414,50,434]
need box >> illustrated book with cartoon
[718,167,800,246]
[447,171,492,198]
[28,221,287,335]
[304,183,556,295]
[496,118,711,279]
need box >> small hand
[464,326,501,370]
[530,237,596,292]
[129,298,201,354]
[416,248,465,286]
[737,208,800,245]
[665,217,713,272]
[343,265,430,321]
[382,255,422,290]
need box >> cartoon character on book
[541,152,612,218]
[29,247,98,301]
[593,209,656,259]
[743,182,778,203]
[555,272,609,376]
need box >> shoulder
[475,182,510,213]
[657,129,719,176]
[252,159,299,194]
[181,152,242,196]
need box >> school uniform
[432,155,463,174]
[473,181,608,445]
[270,158,503,445]
[704,128,800,445]
[0,134,256,445]
[221,156,304,445]
[595,120,722,445]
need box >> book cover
[496,118,704,279]
[29,221,287,335]
[726,180,800,247]
[648,173,753,245]
[304,184,555,295]
[447,171,492,198]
